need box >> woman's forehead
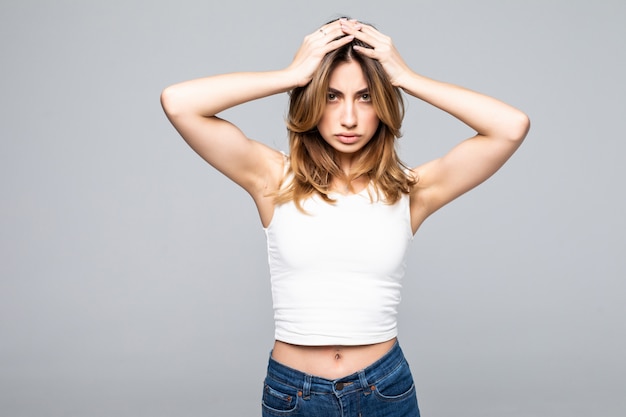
[328,61,368,91]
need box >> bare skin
[272,338,397,380]
[161,18,529,380]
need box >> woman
[161,18,529,417]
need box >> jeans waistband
[266,341,407,397]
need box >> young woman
[161,18,529,417]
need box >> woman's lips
[336,134,360,144]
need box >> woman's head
[278,22,414,208]
[287,35,404,143]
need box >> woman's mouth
[336,134,360,144]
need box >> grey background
[1,0,624,416]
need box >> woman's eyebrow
[328,87,343,96]
[327,87,370,96]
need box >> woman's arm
[398,73,530,217]
[342,21,530,225]
[160,20,355,199]
[161,71,295,195]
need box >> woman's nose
[340,102,357,128]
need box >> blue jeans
[261,341,420,417]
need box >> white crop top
[264,178,413,346]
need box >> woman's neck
[331,173,369,195]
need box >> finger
[341,20,389,46]
[359,25,390,46]
[342,28,377,53]
[316,18,346,38]
[316,21,354,50]
[321,26,345,41]
[352,43,376,59]
[324,34,355,53]
[339,21,371,43]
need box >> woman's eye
[327,93,337,101]
[360,93,371,101]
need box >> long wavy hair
[275,28,416,210]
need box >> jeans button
[335,382,344,390]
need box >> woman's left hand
[340,20,413,87]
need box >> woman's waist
[270,337,398,380]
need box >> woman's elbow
[160,85,184,119]
[508,111,531,143]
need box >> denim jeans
[261,341,420,417]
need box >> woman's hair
[275,23,416,210]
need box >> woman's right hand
[286,18,355,87]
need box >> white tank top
[264,182,413,346]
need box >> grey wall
[1,1,624,416]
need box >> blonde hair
[275,33,415,210]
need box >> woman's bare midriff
[271,338,397,380]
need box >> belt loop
[358,370,371,395]
[302,374,312,400]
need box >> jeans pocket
[372,361,416,402]
[262,378,299,415]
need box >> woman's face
[317,61,380,161]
